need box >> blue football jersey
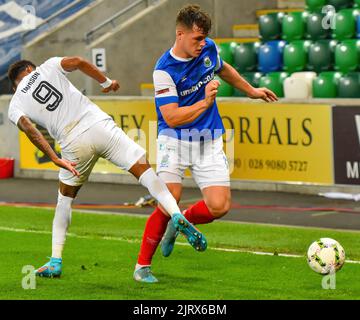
[153,38,225,141]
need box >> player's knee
[207,198,231,218]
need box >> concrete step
[277,0,305,9]
[256,7,304,17]
[213,37,258,44]
[232,24,259,38]
[140,83,154,96]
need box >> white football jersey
[8,57,111,148]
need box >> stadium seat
[283,40,312,73]
[217,42,237,65]
[306,12,331,40]
[355,0,360,8]
[306,0,326,12]
[259,72,289,98]
[328,0,354,10]
[233,42,260,72]
[335,39,360,73]
[215,76,233,97]
[312,71,342,98]
[333,8,360,40]
[282,12,306,42]
[258,40,286,73]
[338,72,360,98]
[259,13,284,41]
[284,72,317,99]
[284,77,310,99]
[233,72,263,97]
[357,15,360,38]
[308,40,337,72]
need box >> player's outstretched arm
[218,62,278,103]
[17,116,80,177]
[60,56,120,93]
[159,80,220,128]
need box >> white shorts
[156,135,230,189]
[59,119,146,186]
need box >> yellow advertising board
[220,102,333,184]
[19,100,333,184]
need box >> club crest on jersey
[204,56,212,68]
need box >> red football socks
[137,207,170,266]
[184,200,215,225]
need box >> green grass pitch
[0,206,360,300]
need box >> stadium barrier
[1,96,360,194]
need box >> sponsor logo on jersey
[179,71,214,97]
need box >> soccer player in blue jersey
[134,4,278,283]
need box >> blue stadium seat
[0,0,94,80]
[258,40,286,73]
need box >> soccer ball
[307,238,345,275]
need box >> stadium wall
[21,0,140,95]
[22,0,277,96]
[87,0,277,96]
[2,95,360,194]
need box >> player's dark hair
[7,60,36,87]
[176,4,212,35]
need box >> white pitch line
[1,226,360,265]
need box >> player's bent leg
[201,186,232,219]
[35,182,82,278]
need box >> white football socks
[51,190,73,259]
[138,168,180,217]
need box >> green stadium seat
[306,12,331,40]
[283,40,312,73]
[233,42,260,72]
[328,0,354,10]
[306,0,326,12]
[215,76,233,97]
[308,40,337,72]
[282,11,306,41]
[217,42,237,65]
[259,72,289,98]
[312,71,342,97]
[338,73,360,98]
[335,39,360,73]
[355,0,360,8]
[333,8,360,40]
[259,13,284,41]
[233,72,263,97]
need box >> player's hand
[53,158,80,177]
[102,80,120,93]
[204,80,220,107]
[247,87,278,103]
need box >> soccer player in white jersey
[134,4,278,282]
[7,56,207,281]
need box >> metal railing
[84,0,159,44]
[21,0,94,44]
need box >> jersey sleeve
[208,39,224,73]
[43,57,70,75]
[8,97,25,126]
[153,70,179,108]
